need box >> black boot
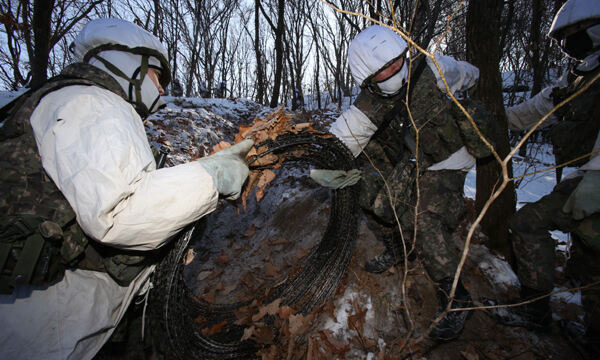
[365,231,408,274]
[429,278,472,341]
[486,286,551,330]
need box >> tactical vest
[355,62,496,170]
[0,63,157,294]
[550,65,600,168]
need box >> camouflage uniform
[356,63,496,280]
[511,65,600,293]
[0,63,153,294]
[507,64,600,345]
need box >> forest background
[0,0,573,260]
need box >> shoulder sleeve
[30,86,218,250]
[505,74,568,131]
[505,85,559,131]
[580,130,600,171]
[329,105,378,157]
[426,54,480,95]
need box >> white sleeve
[329,105,378,157]
[30,86,219,250]
[580,130,600,171]
[505,74,568,131]
[426,54,480,96]
[505,86,558,131]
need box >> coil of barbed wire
[149,133,360,359]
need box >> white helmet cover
[72,18,171,116]
[348,25,408,88]
[549,0,600,38]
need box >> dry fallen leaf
[460,344,480,360]
[183,248,195,265]
[210,141,232,154]
[253,325,275,345]
[214,253,230,265]
[320,330,351,357]
[265,262,280,278]
[252,298,283,322]
[288,313,314,335]
[347,298,367,333]
[234,108,328,211]
[220,283,237,296]
[278,305,295,319]
[201,292,216,304]
[240,325,255,341]
[243,224,258,238]
[202,320,228,336]
[196,270,213,281]
[293,247,310,263]
[255,169,276,202]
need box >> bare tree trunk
[519,0,545,158]
[529,0,545,98]
[315,47,321,109]
[269,0,285,108]
[152,0,161,37]
[369,0,381,22]
[30,0,55,88]
[254,0,265,104]
[466,0,516,261]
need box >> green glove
[562,170,600,220]
[197,139,254,200]
[309,169,362,189]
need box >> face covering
[88,50,165,116]
[376,60,409,95]
[562,24,600,60]
[137,68,166,113]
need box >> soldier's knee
[510,203,547,233]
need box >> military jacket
[550,65,600,168]
[0,63,152,292]
[355,62,496,171]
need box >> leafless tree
[0,0,103,89]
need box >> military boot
[365,231,409,274]
[429,277,472,341]
[486,286,552,330]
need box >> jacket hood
[87,51,166,115]
[549,0,600,39]
[71,18,171,117]
[348,25,408,86]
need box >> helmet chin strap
[91,53,151,117]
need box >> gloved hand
[309,169,362,189]
[196,139,254,200]
[562,170,600,220]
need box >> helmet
[548,0,600,60]
[348,25,409,97]
[72,18,172,117]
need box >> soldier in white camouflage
[328,25,497,341]
[496,0,600,350]
[0,18,252,359]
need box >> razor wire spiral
[149,133,360,359]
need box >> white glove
[309,169,362,189]
[562,170,600,220]
[196,139,253,200]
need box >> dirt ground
[93,105,596,359]
[179,177,592,360]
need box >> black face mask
[562,29,594,60]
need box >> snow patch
[473,244,520,292]
[324,286,376,341]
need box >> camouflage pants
[359,148,466,281]
[567,232,600,346]
[510,176,600,291]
